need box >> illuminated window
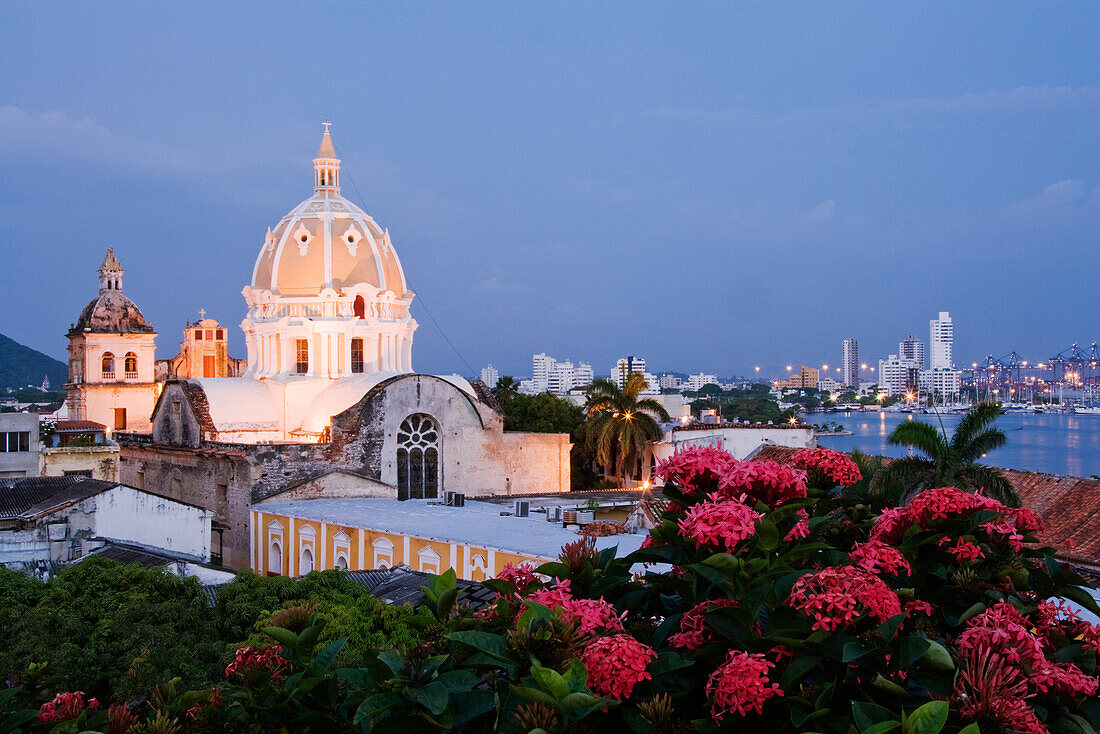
[351,338,364,373]
[124,352,137,378]
[295,339,309,374]
[101,352,115,378]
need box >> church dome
[250,126,410,298]
[69,249,155,335]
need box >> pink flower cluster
[849,540,911,576]
[786,565,902,631]
[580,634,657,700]
[791,447,863,487]
[38,691,98,722]
[870,486,1044,550]
[655,445,739,495]
[677,495,761,551]
[784,509,811,541]
[497,562,539,591]
[706,651,784,722]
[717,460,808,507]
[225,646,291,683]
[938,537,985,563]
[954,603,1100,730]
[668,598,740,650]
[520,579,624,635]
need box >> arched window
[397,414,439,500]
[300,547,314,575]
[353,295,365,319]
[372,537,394,569]
[124,352,138,378]
[335,554,349,570]
[268,540,282,576]
[101,352,115,379]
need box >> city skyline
[1,4,1098,377]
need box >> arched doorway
[396,413,439,500]
[353,295,365,319]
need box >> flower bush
[4,442,1099,734]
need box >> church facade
[117,126,571,569]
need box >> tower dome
[249,125,409,298]
[69,249,154,335]
[240,125,418,381]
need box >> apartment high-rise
[572,362,594,390]
[480,364,499,387]
[899,335,926,370]
[612,356,647,388]
[842,338,859,387]
[930,311,953,369]
[878,355,921,397]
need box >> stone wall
[40,445,119,481]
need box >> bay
[816,411,1100,479]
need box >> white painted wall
[91,485,212,560]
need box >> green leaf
[904,700,948,734]
[957,602,987,624]
[559,691,603,713]
[296,622,323,654]
[1061,586,1100,617]
[919,640,954,671]
[262,626,299,648]
[871,675,910,697]
[843,640,876,663]
[778,655,823,689]
[353,691,405,724]
[377,649,407,675]
[534,561,573,579]
[411,680,450,716]
[877,612,908,640]
[893,637,931,667]
[957,724,981,734]
[0,710,37,734]
[435,587,458,621]
[757,519,780,551]
[702,552,741,575]
[853,700,899,730]
[447,630,512,662]
[863,722,902,734]
[531,664,570,699]
[435,669,480,692]
[562,657,589,691]
[648,651,694,678]
[445,690,496,728]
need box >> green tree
[872,402,1018,505]
[583,373,670,487]
[491,375,519,405]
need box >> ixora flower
[791,446,863,487]
[523,578,573,610]
[580,634,657,700]
[497,562,539,591]
[716,459,807,507]
[786,565,902,631]
[38,691,99,722]
[706,650,784,722]
[225,646,291,683]
[655,445,739,495]
[870,486,1044,548]
[669,597,740,650]
[849,540,911,576]
[519,580,624,635]
[938,537,985,563]
[677,495,762,551]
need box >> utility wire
[335,143,477,376]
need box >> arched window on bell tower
[313,123,341,195]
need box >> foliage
[874,402,1018,506]
[491,376,519,406]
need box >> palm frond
[951,403,1003,454]
[955,428,1007,465]
[957,464,1020,507]
[871,456,933,505]
[634,398,672,422]
[887,422,949,461]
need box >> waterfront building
[842,338,859,388]
[878,355,921,397]
[899,335,926,370]
[780,365,819,390]
[818,377,845,395]
[919,368,961,400]
[480,364,499,388]
[930,311,954,369]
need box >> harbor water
[817,411,1100,479]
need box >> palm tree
[492,376,519,406]
[872,402,1018,506]
[584,373,671,488]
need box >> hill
[0,333,67,391]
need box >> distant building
[612,356,647,388]
[842,338,859,388]
[659,374,682,390]
[878,355,921,397]
[0,414,119,481]
[686,373,720,392]
[64,250,159,433]
[818,377,845,395]
[572,363,594,390]
[0,414,40,479]
[899,335,926,370]
[531,353,554,393]
[919,369,961,399]
[930,311,954,370]
[779,365,819,390]
[40,376,50,392]
[155,318,246,380]
[480,364,499,388]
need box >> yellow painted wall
[251,510,551,580]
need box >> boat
[1072,406,1100,415]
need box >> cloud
[476,268,525,294]
[643,86,1100,126]
[0,105,202,175]
[807,200,836,221]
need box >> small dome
[250,126,409,298]
[70,290,154,335]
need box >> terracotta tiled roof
[181,382,217,437]
[748,444,1100,571]
[54,420,106,431]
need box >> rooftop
[255,496,647,561]
[0,477,117,520]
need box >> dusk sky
[2,3,1097,379]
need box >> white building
[548,361,575,395]
[480,364,499,388]
[899,335,926,370]
[878,355,921,397]
[531,353,554,393]
[930,311,954,370]
[818,377,846,395]
[612,356,647,389]
[920,369,961,399]
[842,338,859,388]
[659,374,682,390]
[572,363,594,390]
[686,373,720,392]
